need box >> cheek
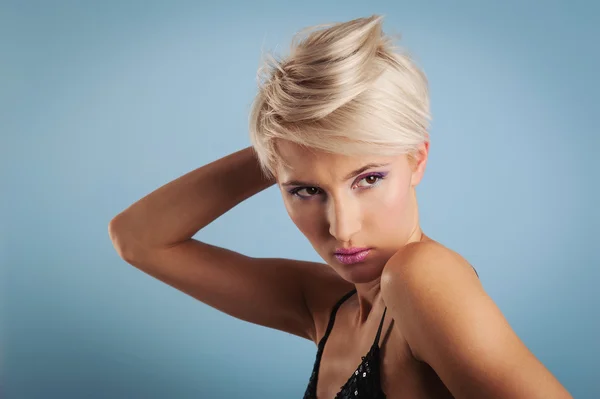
[283,198,324,238]
[291,213,325,244]
[365,180,411,227]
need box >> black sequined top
[303,288,387,399]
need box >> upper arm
[110,225,336,342]
[380,242,573,399]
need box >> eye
[289,186,322,199]
[288,172,387,200]
[355,174,383,188]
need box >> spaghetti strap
[304,288,389,399]
[374,307,387,347]
[318,288,357,348]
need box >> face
[275,140,429,284]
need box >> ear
[410,141,429,187]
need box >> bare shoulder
[380,238,483,361]
[380,239,573,398]
[382,239,479,283]
[380,239,481,360]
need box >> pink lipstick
[334,247,371,265]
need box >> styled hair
[248,15,431,179]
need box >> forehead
[275,140,399,182]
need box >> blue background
[2,0,598,398]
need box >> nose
[327,197,361,243]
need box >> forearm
[109,146,275,253]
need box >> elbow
[108,216,139,262]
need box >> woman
[108,15,573,399]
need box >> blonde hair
[249,15,431,179]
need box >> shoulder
[380,239,480,329]
[380,239,483,361]
[379,240,572,398]
[380,239,482,329]
[381,239,478,288]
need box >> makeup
[334,248,371,265]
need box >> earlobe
[410,168,424,187]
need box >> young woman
[108,15,573,399]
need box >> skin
[273,139,455,398]
[111,141,572,398]
[273,140,573,398]
[274,140,429,320]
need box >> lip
[334,248,371,265]
[334,247,370,255]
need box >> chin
[338,261,386,284]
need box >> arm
[108,147,333,341]
[109,146,274,252]
[380,241,573,399]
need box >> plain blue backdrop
[2,0,598,398]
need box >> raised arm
[108,147,343,341]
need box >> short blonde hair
[249,15,431,179]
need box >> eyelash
[288,172,387,200]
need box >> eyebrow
[281,162,390,187]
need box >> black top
[303,289,387,399]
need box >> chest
[315,322,454,399]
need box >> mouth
[334,247,370,255]
[334,248,371,265]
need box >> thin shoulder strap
[374,307,387,347]
[306,288,357,398]
[318,288,357,348]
